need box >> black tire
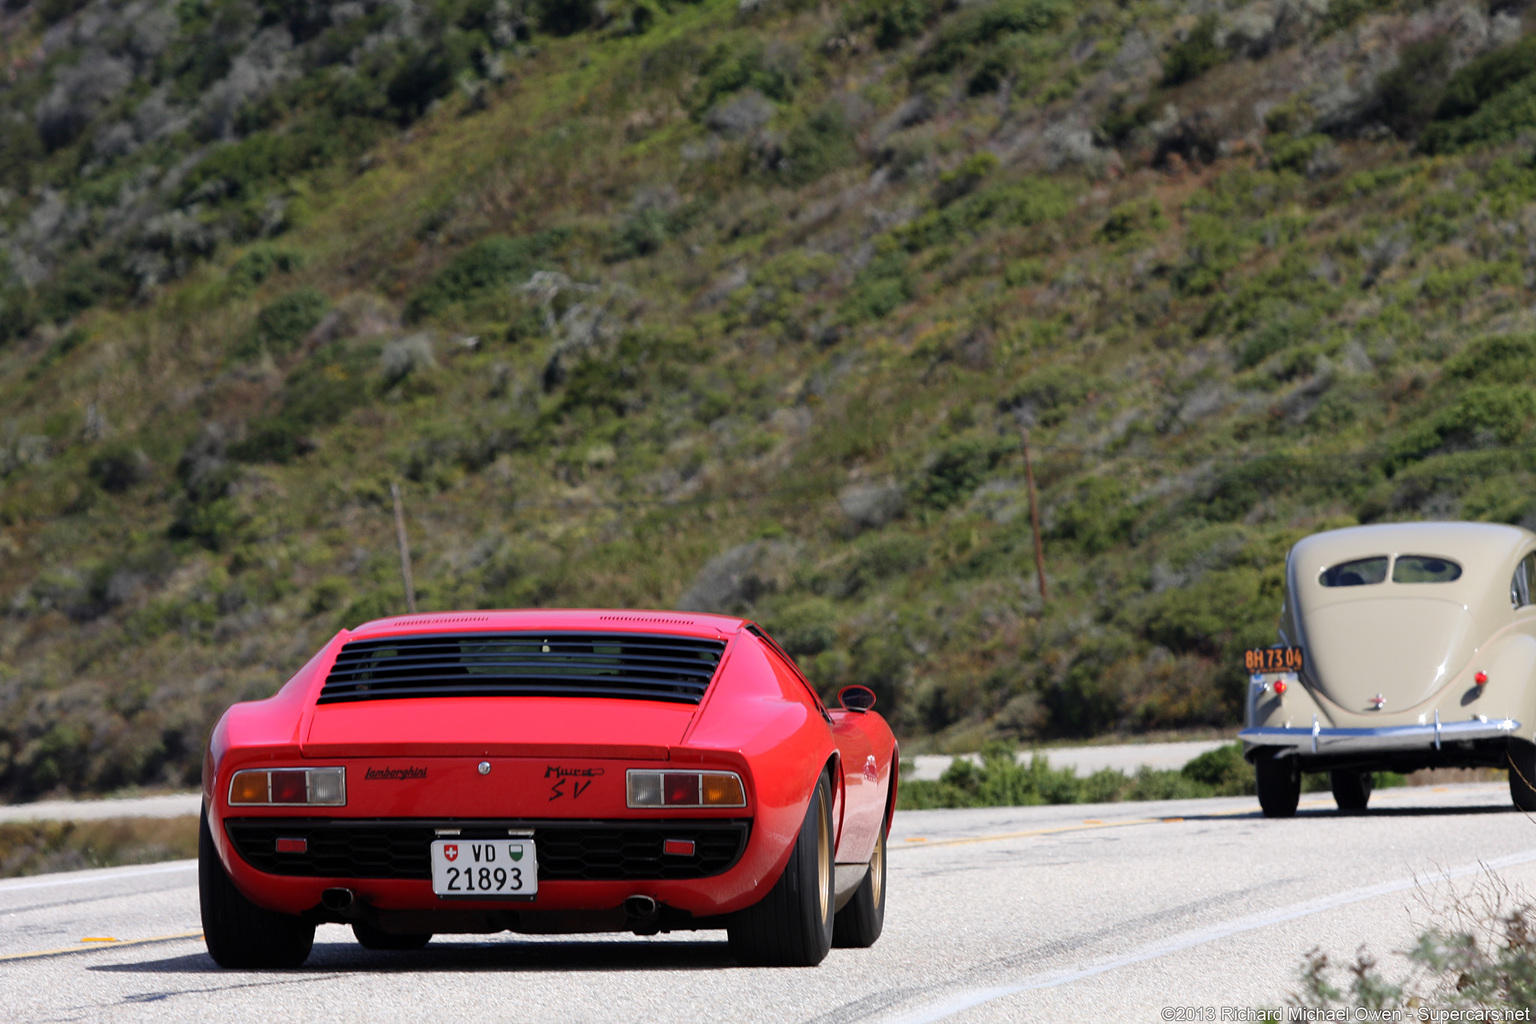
[200,808,315,969]
[1510,739,1536,812]
[1255,750,1301,818]
[832,821,886,948]
[352,922,432,951]
[728,772,834,967]
[1330,770,1373,812]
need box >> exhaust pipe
[321,888,355,913]
[624,895,660,935]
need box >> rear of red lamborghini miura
[201,610,896,968]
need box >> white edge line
[879,848,1536,1024]
[0,859,196,893]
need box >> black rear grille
[225,818,750,881]
[318,632,726,705]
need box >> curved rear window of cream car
[1318,554,1463,587]
[1391,555,1462,583]
[1319,557,1388,587]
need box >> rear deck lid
[301,630,725,757]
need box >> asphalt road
[4,782,1535,1023]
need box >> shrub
[999,365,1092,425]
[913,436,1012,510]
[88,445,150,493]
[404,230,568,323]
[1375,37,1452,139]
[1445,334,1536,383]
[1180,742,1254,796]
[1420,35,1536,155]
[1161,15,1225,88]
[911,0,1069,79]
[228,246,306,294]
[251,287,330,355]
[780,104,857,185]
[896,179,1070,252]
[1387,385,1536,472]
[691,40,797,116]
[1099,198,1166,244]
[533,0,598,36]
[1049,476,1138,555]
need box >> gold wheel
[816,787,831,922]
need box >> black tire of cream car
[1241,522,1536,817]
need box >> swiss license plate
[430,839,537,899]
[1244,646,1304,673]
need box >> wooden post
[391,482,418,614]
[1020,427,1048,604]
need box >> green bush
[1420,34,1536,155]
[1049,476,1138,555]
[1180,742,1254,796]
[1446,333,1536,382]
[1375,37,1452,139]
[250,287,330,355]
[999,365,1093,425]
[1099,198,1166,243]
[780,104,857,186]
[691,39,797,115]
[896,179,1070,252]
[913,436,1012,510]
[1161,15,1225,88]
[404,230,568,323]
[228,246,306,294]
[1387,385,1536,472]
[911,0,1068,79]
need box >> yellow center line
[0,930,204,963]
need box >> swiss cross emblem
[443,844,458,861]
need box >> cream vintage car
[1239,521,1536,816]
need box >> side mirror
[837,685,877,712]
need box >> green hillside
[1,0,1534,799]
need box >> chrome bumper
[1239,714,1521,755]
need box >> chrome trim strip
[1239,717,1520,754]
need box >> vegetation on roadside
[1291,878,1536,1011]
[0,816,198,877]
[0,0,1535,799]
[895,743,1407,809]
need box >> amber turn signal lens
[229,772,269,804]
[702,773,746,807]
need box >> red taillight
[664,773,701,806]
[1476,671,1488,686]
[269,770,308,804]
[275,837,308,854]
[1274,680,1287,695]
[663,839,696,857]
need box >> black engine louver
[317,632,726,705]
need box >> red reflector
[1476,671,1489,686]
[275,837,308,854]
[663,839,696,857]
[663,773,701,806]
[1274,681,1287,695]
[270,771,308,803]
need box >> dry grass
[0,817,198,879]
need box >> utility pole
[391,482,418,614]
[1020,426,1048,605]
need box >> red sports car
[200,609,897,968]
